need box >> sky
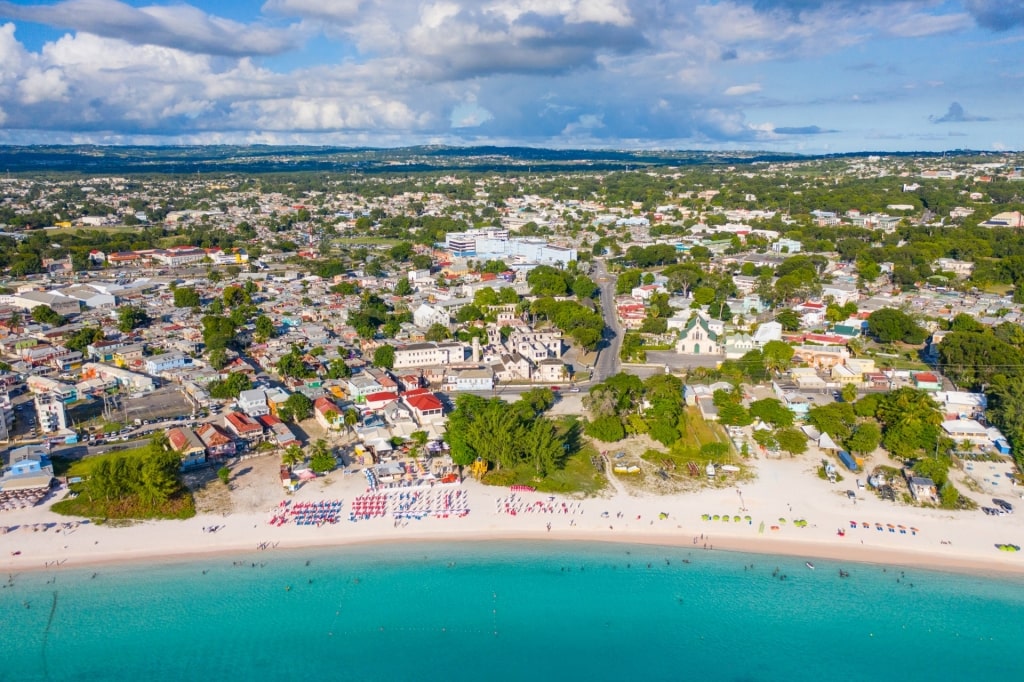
[0,0,1021,152]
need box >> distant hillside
[0,144,986,176]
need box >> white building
[392,342,466,369]
[412,304,450,330]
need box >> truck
[838,450,859,473]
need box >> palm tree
[409,430,429,460]
[343,408,359,434]
[282,443,303,468]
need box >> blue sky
[0,0,1020,152]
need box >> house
[412,303,450,329]
[1,444,54,497]
[454,368,494,391]
[534,358,567,383]
[675,315,723,356]
[492,352,532,382]
[224,411,264,441]
[790,367,827,390]
[237,388,269,417]
[144,352,193,375]
[364,391,399,411]
[258,414,299,447]
[913,372,942,392]
[791,345,849,369]
[167,427,207,468]
[346,373,383,400]
[830,364,861,386]
[941,418,989,445]
[404,392,444,425]
[314,396,343,431]
[794,301,826,327]
[196,423,236,459]
[752,321,783,347]
[907,475,938,504]
[724,333,756,359]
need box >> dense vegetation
[445,389,575,477]
[53,437,195,520]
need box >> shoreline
[6,517,1024,580]
[3,456,1023,579]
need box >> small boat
[805,562,815,570]
[720,465,740,473]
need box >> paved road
[592,259,623,382]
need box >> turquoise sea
[2,541,1024,682]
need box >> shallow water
[2,541,1023,681]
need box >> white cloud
[724,82,762,96]
[17,67,69,104]
[0,0,302,56]
[261,0,363,22]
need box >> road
[591,258,623,383]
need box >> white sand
[2,456,1023,576]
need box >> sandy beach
[3,455,1023,577]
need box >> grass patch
[678,406,729,451]
[52,489,195,520]
[481,444,607,495]
[63,445,154,478]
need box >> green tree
[64,326,104,354]
[425,323,451,342]
[207,348,228,371]
[173,287,201,308]
[774,309,801,331]
[326,357,352,379]
[717,401,753,427]
[846,421,881,456]
[615,269,642,295]
[282,443,304,468]
[584,415,626,442]
[807,402,857,442]
[761,340,795,374]
[867,308,926,344]
[207,372,252,399]
[118,304,150,333]
[32,305,66,326]
[841,383,858,403]
[309,439,335,473]
[373,344,395,370]
[394,278,413,296]
[775,428,808,456]
[217,466,231,486]
[279,392,314,422]
[522,418,564,475]
[254,315,276,342]
[748,398,794,428]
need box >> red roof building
[224,411,263,440]
[404,392,444,424]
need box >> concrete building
[80,363,155,394]
[392,342,466,369]
[237,388,270,417]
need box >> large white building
[443,230,576,266]
[412,304,450,330]
[392,342,466,369]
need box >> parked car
[993,498,1014,513]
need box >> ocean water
[2,542,1024,682]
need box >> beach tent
[818,433,838,452]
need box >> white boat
[805,562,815,570]
[720,465,740,473]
